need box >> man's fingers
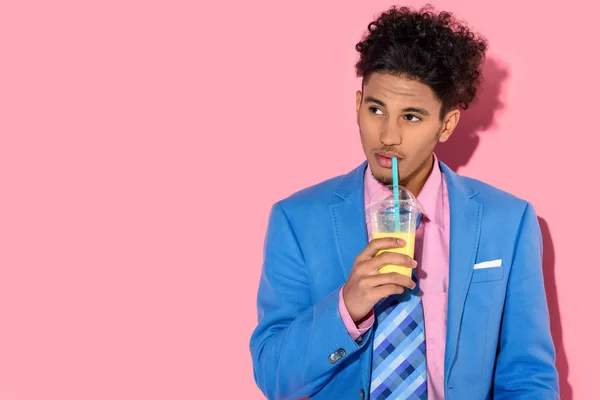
[362,272,416,290]
[354,237,406,264]
[371,283,409,299]
[362,251,417,274]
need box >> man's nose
[379,119,403,146]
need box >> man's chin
[374,175,392,185]
[367,161,392,185]
[371,170,393,185]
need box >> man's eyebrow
[364,96,386,107]
[364,97,430,116]
[402,107,430,116]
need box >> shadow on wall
[435,56,508,170]
[436,55,571,398]
[538,217,572,400]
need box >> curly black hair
[355,4,488,117]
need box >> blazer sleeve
[249,202,371,399]
[492,203,559,399]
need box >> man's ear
[438,108,460,143]
[355,90,362,125]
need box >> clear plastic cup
[366,185,422,277]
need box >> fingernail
[411,259,418,267]
[396,239,404,245]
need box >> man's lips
[374,151,403,169]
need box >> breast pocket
[471,259,504,283]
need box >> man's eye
[405,114,421,122]
[369,107,384,115]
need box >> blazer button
[328,348,346,364]
[360,389,365,399]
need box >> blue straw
[392,157,400,231]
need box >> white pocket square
[474,259,502,270]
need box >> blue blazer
[250,161,559,399]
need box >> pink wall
[1,1,597,399]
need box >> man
[250,5,559,399]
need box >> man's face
[356,72,458,186]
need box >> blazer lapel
[330,161,369,279]
[439,161,483,384]
[330,160,374,391]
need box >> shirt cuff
[338,285,375,340]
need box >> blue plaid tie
[369,272,427,399]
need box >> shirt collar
[364,153,445,230]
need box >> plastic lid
[367,184,422,212]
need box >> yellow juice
[372,231,415,277]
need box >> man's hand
[342,237,417,322]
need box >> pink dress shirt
[338,153,450,399]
